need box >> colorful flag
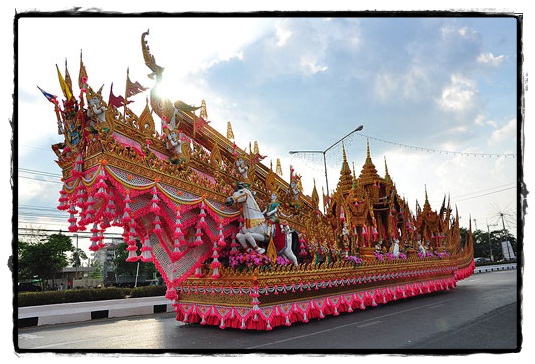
[125,68,147,98]
[56,64,73,101]
[78,50,88,90]
[37,86,58,104]
[108,82,129,108]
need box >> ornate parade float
[41,30,474,330]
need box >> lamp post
[289,125,363,197]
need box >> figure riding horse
[225,183,298,264]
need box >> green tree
[473,228,517,261]
[70,247,88,269]
[18,233,75,289]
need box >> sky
[3,1,533,361]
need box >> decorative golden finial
[311,178,319,209]
[384,156,391,182]
[138,97,156,137]
[199,99,208,120]
[226,121,234,140]
[78,49,88,90]
[253,141,259,155]
[266,160,277,192]
[276,158,283,176]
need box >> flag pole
[123,67,129,122]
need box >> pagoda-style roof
[336,143,354,196]
[358,139,381,184]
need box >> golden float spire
[276,158,283,176]
[384,156,391,182]
[227,121,235,140]
[311,178,319,209]
[337,142,354,195]
[358,139,380,183]
[199,99,208,120]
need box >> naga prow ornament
[44,31,474,330]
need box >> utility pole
[486,221,498,262]
[74,234,79,280]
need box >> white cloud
[374,73,399,101]
[300,55,329,74]
[474,113,486,126]
[275,20,292,47]
[440,25,477,40]
[488,118,516,146]
[374,64,430,102]
[477,52,505,66]
[437,74,478,112]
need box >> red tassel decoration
[57,188,69,211]
[126,244,139,262]
[211,239,221,279]
[172,205,186,258]
[68,204,78,232]
[88,222,100,251]
[150,186,160,214]
[122,191,132,225]
[85,195,95,221]
[165,288,178,301]
[230,234,239,255]
[125,224,139,262]
[198,201,208,229]
[217,220,226,247]
[153,215,162,235]
[94,169,108,200]
[98,229,106,248]
[194,227,203,246]
[140,235,153,262]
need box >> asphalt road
[15,269,520,353]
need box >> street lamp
[289,125,364,197]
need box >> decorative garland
[174,277,457,330]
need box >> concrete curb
[18,295,174,328]
[474,263,517,274]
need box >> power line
[18,168,62,178]
[356,133,516,158]
[454,187,516,202]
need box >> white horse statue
[392,239,400,258]
[225,183,298,265]
[417,240,426,256]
